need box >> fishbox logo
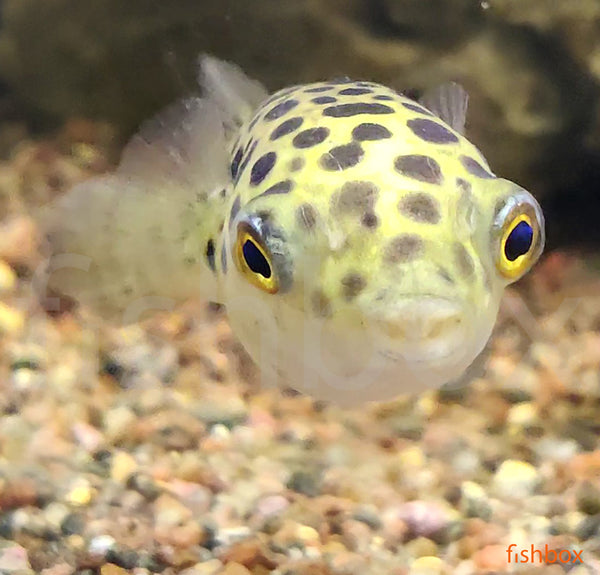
[506,544,583,565]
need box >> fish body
[43,57,544,405]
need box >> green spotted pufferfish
[43,56,545,406]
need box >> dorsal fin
[419,82,469,134]
[117,96,229,195]
[199,54,269,137]
[116,55,269,190]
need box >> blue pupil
[505,220,533,262]
[243,240,271,278]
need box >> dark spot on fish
[319,142,364,171]
[289,157,305,172]
[339,87,373,96]
[456,177,472,193]
[341,273,367,301]
[402,102,434,115]
[460,155,494,179]
[230,195,241,224]
[374,94,395,101]
[334,181,378,213]
[436,266,455,285]
[265,99,299,121]
[250,152,277,186]
[293,127,330,149]
[231,148,243,179]
[384,234,424,263]
[248,113,262,130]
[270,117,304,140]
[323,102,394,118]
[407,118,459,144]
[361,211,379,229]
[304,86,333,93]
[394,155,443,185]
[312,96,337,105]
[352,122,392,141]
[398,192,441,224]
[206,239,216,273]
[236,140,258,183]
[259,179,294,197]
[455,243,475,277]
[297,203,318,230]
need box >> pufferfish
[42,56,544,406]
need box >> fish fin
[440,340,492,393]
[39,169,222,321]
[419,82,469,134]
[199,54,269,137]
[40,87,236,319]
[118,96,229,195]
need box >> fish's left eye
[497,211,540,279]
[504,217,533,261]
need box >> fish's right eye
[234,223,279,293]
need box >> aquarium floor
[0,123,599,575]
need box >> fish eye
[234,222,279,293]
[504,218,533,261]
[496,198,543,280]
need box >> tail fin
[39,56,268,322]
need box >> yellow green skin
[214,81,544,405]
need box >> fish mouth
[371,295,469,363]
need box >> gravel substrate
[0,125,599,574]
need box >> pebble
[100,566,129,575]
[61,512,85,536]
[0,539,31,573]
[576,481,600,515]
[153,494,206,547]
[0,216,38,268]
[88,535,116,558]
[395,501,451,539]
[460,481,492,520]
[352,505,382,530]
[329,551,368,574]
[40,563,75,575]
[492,459,541,498]
[0,303,24,336]
[180,560,223,575]
[219,538,278,570]
[110,451,138,483]
[0,260,16,292]
[573,514,600,540]
[472,544,509,571]
[103,406,138,444]
[405,536,438,558]
[506,402,538,430]
[221,563,252,575]
[106,546,139,570]
[409,555,446,575]
[64,477,95,506]
[71,422,105,453]
[42,502,70,532]
[287,470,322,497]
[190,387,247,428]
[339,519,372,553]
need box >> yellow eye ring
[234,223,279,293]
[497,213,536,279]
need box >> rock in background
[1,0,599,245]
